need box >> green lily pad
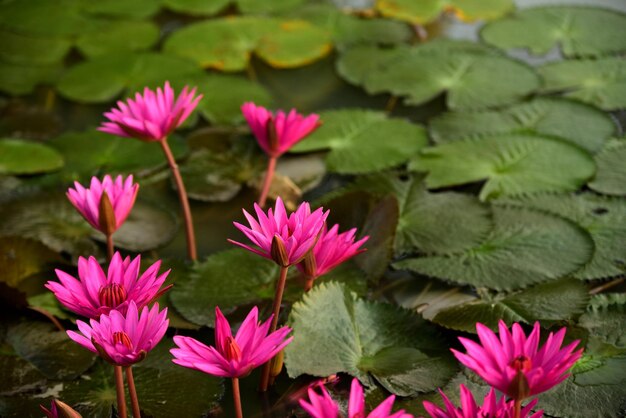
[376,0,514,24]
[237,0,305,14]
[49,130,189,181]
[290,109,428,173]
[163,0,230,16]
[346,173,493,255]
[337,41,540,109]
[0,236,61,288]
[6,321,96,380]
[57,52,204,103]
[255,20,333,69]
[579,294,626,348]
[0,139,64,175]
[79,0,161,19]
[28,293,73,321]
[0,61,62,95]
[394,206,594,291]
[285,282,458,396]
[498,193,626,280]
[0,0,95,37]
[431,279,589,333]
[481,6,626,57]
[429,98,615,153]
[589,138,626,195]
[410,134,596,201]
[169,249,279,326]
[75,20,160,58]
[539,57,626,111]
[0,31,71,65]
[0,355,46,396]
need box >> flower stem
[259,265,289,391]
[106,233,114,262]
[126,367,141,418]
[589,276,625,294]
[304,276,315,292]
[513,399,521,418]
[232,377,243,418]
[258,156,277,208]
[159,138,197,261]
[114,365,128,418]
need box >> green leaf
[255,20,332,69]
[410,134,596,200]
[0,61,59,95]
[0,355,46,396]
[169,249,279,326]
[163,17,272,71]
[429,98,615,154]
[498,193,626,280]
[75,20,160,58]
[539,57,626,111]
[0,30,71,65]
[27,293,73,321]
[285,282,457,396]
[237,0,305,14]
[481,6,626,57]
[0,236,61,288]
[79,0,161,19]
[6,321,95,380]
[163,0,230,16]
[579,294,626,348]
[394,206,594,291]
[0,139,64,175]
[432,279,590,332]
[57,52,204,103]
[376,0,513,24]
[337,41,540,109]
[589,138,626,195]
[0,0,94,37]
[291,109,428,173]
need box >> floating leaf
[163,0,230,15]
[169,250,279,326]
[337,40,539,109]
[498,193,626,280]
[0,355,46,396]
[79,0,161,19]
[481,6,626,57]
[75,20,160,58]
[579,294,626,348]
[0,0,95,37]
[410,134,596,200]
[589,138,626,195]
[394,206,594,291]
[28,293,73,321]
[0,139,64,175]
[429,98,615,153]
[285,282,457,396]
[291,109,427,173]
[539,57,626,111]
[0,31,71,65]
[57,52,204,103]
[432,279,589,332]
[376,0,513,24]
[0,237,61,288]
[6,321,95,380]
[237,0,305,14]
[0,61,61,95]
[255,20,332,69]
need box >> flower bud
[98,191,117,236]
[271,235,290,267]
[508,370,531,401]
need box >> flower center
[225,337,242,362]
[112,331,133,350]
[98,284,127,307]
[510,355,532,372]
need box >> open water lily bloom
[98,81,202,142]
[300,378,413,418]
[171,306,293,378]
[422,385,543,418]
[229,197,329,267]
[241,102,320,158]
[67,175,138,234]
[452,321,583,400]
[47,252,171,318]
[67,302,168,366]
[298,224,369,279]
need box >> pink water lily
[67,301,168,367]
[67,175,138,235]
[46,252,171,319]
[99,81,202,142]
[422,385,543,418]
[300,378,413,418]
[452,321,582,400]
[241,102,320,158]
[298,224,368,281]
[40,399,82,418]
[229,197,329,267]
[171,306,293,378]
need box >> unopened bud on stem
[271,235,290,267]
[98,191,117,236]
